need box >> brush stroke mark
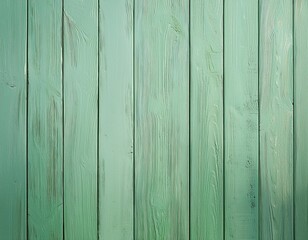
[260,0,293,239]
[28,0,63,239]
[135,0,189,238]
[190,0,223,238]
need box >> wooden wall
[0,0,307,239]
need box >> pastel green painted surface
[0,0,27,239]
[190,0,223,239]
[99,0,134,239]
[1,1,307,239]
[28,0,63,239]
[224,0,259,239]
[295,0,308,239]
[135,0,189,238]
[63,0,98,239]
[259,0,293,239]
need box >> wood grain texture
[134,0,189,238]
[63,0,98,239]
[28,0,63,239]
[224,0,259,239]
[0,0,27,239]
[190,0,223,239]
[98,0,133,239]
[259,0,293,239]
[295,1,308,239]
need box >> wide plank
[63,0,98,238]
[0,0,27,238]
[259,0,293,239]
[190,0,224,239]
[28,0,63,239]
[134,0,189,238]
[224,0,259,239]
[98,0,134,239]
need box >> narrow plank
[98,0,133,239]
[135,0,189,238]
[224,0,259,239]
[295,0,308,238]
[190,0,223,239]
[28,0,63,239]
[0,0,27,239]
[63,0,98,238]
[259,0,293,239]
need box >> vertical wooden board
[295,0,308,239]
[0,0,27,239]
[190,0,223,239]
[259,0,293,239]
[224,0,259,239]
[135,0,189,239]
[63,0,98,239]
[28,0,63,239]
[98,0,133,239]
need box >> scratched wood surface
[224,0,259,239]
[63,0,98,239]
[134,0,189,238]
[190,0,223,239]
[259,0,294,239]
[0,0,27,239]
[98,0,134,239]
[28,0,63,239]
[295,0,308,239]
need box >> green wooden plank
[295,0,308,239]
[98,0,133,239]
[224,0,259,239]
[190,0,223,239]
[28,0,63,239]
[0,0,27,239]
[135,0,189,238]
[259,0,293,239]
[63,0,98,239]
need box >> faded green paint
[99,0,134,239]
[63,0,98,239]
[28,0,63,239]
[295,0,308,239]
[224,0,259,239]
[190,0,223,239]
[0,0,27,239]
[134,0,189,239]
[259,0,293,239]
[0,1,307,239]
